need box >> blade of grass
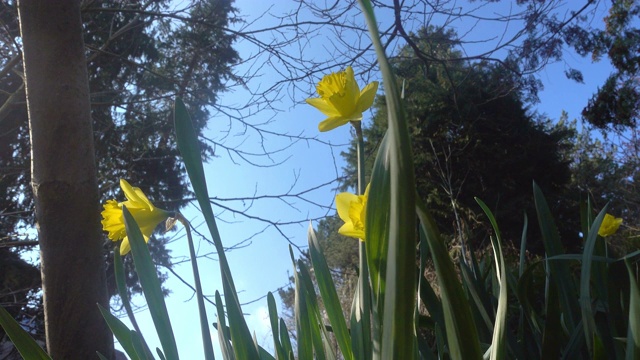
[123,206,179,359]
[0,305,52,360]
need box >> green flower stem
[353,121,366,196]
[175,212,215,360]
[353,120,373,357]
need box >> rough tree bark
[17,1,113,358]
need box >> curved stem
[175,212,215,360]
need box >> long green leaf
[363,131,390,357]
[475,198,508,360]
[541,274,562,359]
[214,291,234,360]
[114,250,154,359]
[533,182,577,332]
[267,292,286,360]
[97,304,141,360]
[182,218,215,360]
[579,206,608,354]
[360,1,418,357]
[124,206,179,359]
[174,98,258,359]
[0,305,52,360]
[290,246,313,360]
[278,317,294,360]
[417,197,482,359]
[625,258,640,359]
[297,258,332,360]
[308,223,354,359]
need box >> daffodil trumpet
[306,66,378,132]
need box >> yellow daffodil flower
[306,66,379,132]
[336,184,370,240]
[101,179,170,255]
[598,213,622,237]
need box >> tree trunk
[17,1,113,358]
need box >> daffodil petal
[306,98,340,117]
[338,222,365,239]
[119,234,151,256]
[120,179,148,208]
[336,192,358,222]
[598,214,623,237]
[134,187,155,210]
[120,237,131,255]
[356,81,379,113]
[318,116,349,132]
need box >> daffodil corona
[306,66,378,132]
[598,213,622,237]
[336,184,370,240]
[101,179,171,255]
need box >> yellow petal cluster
[598,213,622,237]
[336,184,370,240]
[306,66,379,132]
[101,179,170,255]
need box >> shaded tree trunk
[17,1,113,358]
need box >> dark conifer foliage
[0,0,239,334]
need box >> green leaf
[214,291,234,360]
[174,98,258,359]
[307,223,354,359]
[267,292,286,360]
[114,249,154,359]
[279,317,294,360]
[359,0,420,356]
[290,246,313,360]
[625,258,640,359]
[580,206,609,354]
[98,303,141,360]
[362,132,389,358]
[0,305,52,360]
[183,218,215,360]
[533,182,577,331]
[298,257,335,360]
[123,206,180,359]
[475,198,508,360]
[541,274,562,359]
[359,1,418,356]
[416,197,482,359]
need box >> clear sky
[115,1,617,358]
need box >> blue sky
[116,1,617,358]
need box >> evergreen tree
[0,0,239,338]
